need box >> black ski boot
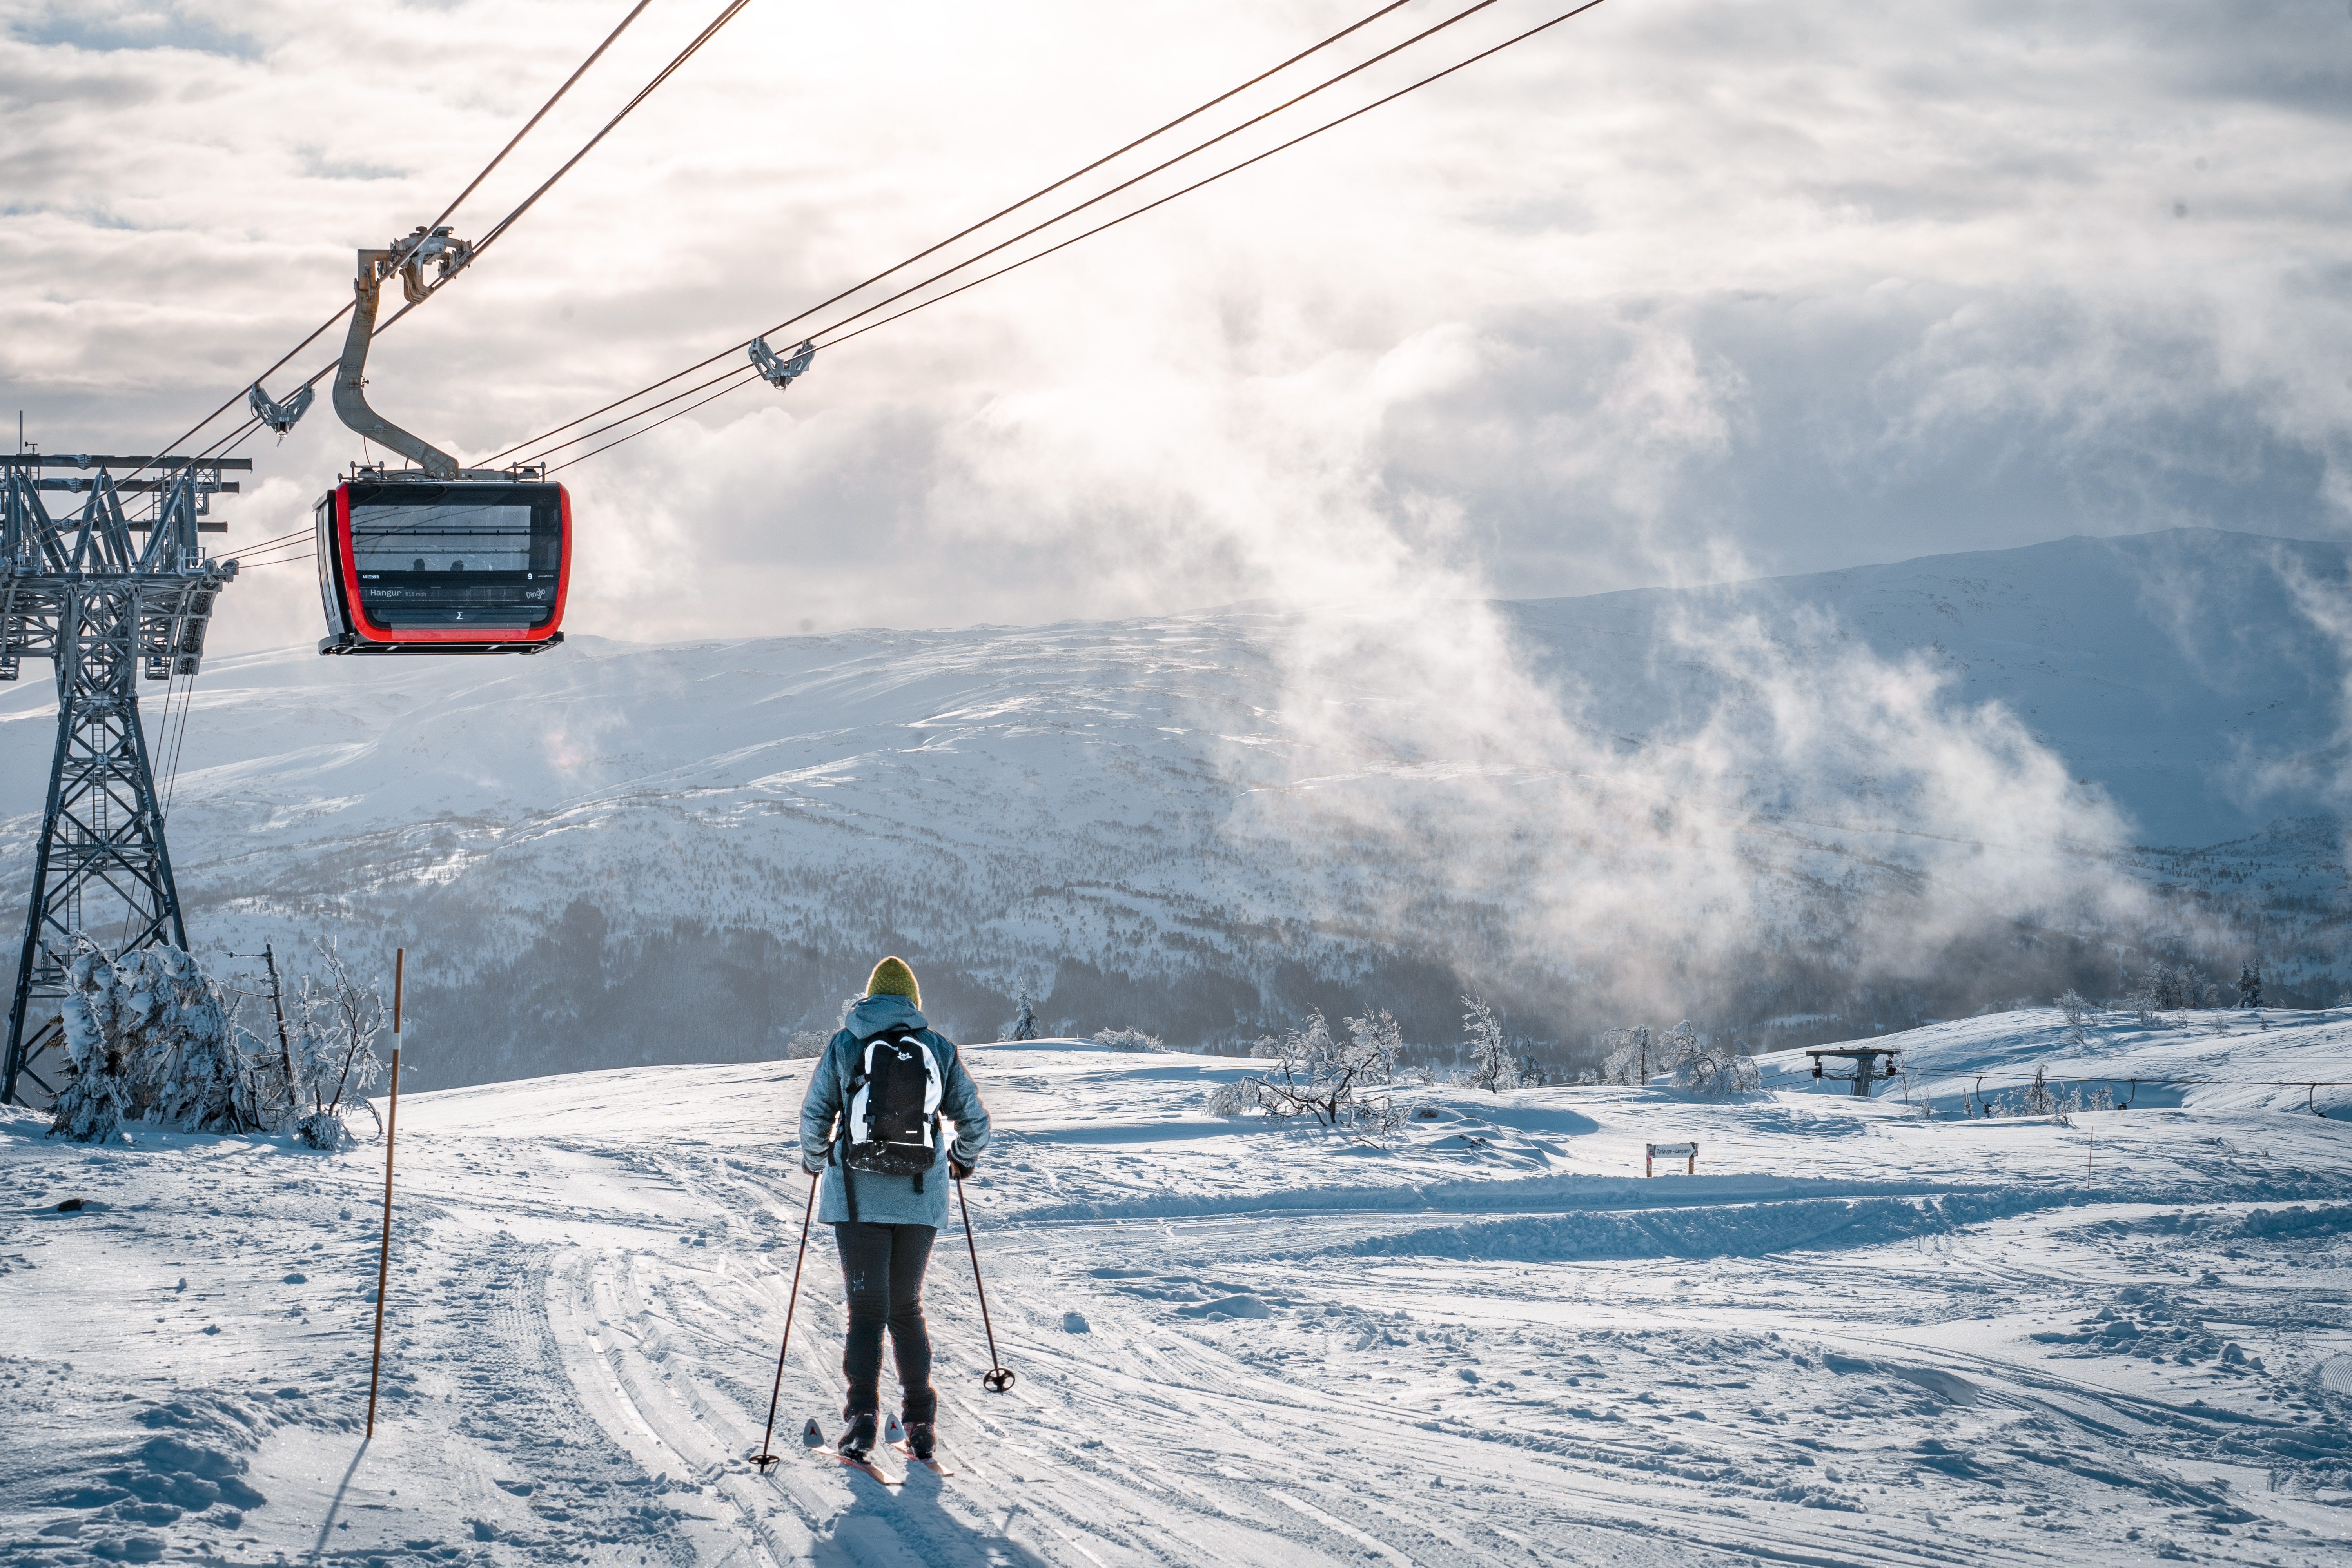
[838,1409,879,1461]
[905,1421,937,1463]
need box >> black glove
[949,1156,975,1181]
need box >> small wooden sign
[1645,1141,1698,1177]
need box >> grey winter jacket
[797,994,990,1228]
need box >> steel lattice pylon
[2,454,245,1105]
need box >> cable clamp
[385,226,475,304]
[750,336,817,390]
[249,381,314,437]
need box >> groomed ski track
[4,1020,2350,1565]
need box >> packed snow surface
[4,1011,2350,1565]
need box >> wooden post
[366,948,403,1439]
[262,942,296,1116]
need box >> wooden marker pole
[366,948,404,1439]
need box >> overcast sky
[5,0,2350,654]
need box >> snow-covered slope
[3,1015,2347,1564]
[2,528,2347,1088]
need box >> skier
[799,956,991,1468]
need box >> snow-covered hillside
[2,527,2347,1088]
[2,1014,2347,1564]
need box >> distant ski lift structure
[316,227,568,655]
[750,335,816,388]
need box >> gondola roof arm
[332,228,501,481]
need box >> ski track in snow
[4,1018,2350,1565]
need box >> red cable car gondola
[315,475,568,655]
[311,227,570,655]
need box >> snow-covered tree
[1599,1026,1651,1085]
[2128,962,2216,1021]
[1006,995,1040,1042]
[2235,964,2262,1009]
[1092,1027,1164,1052]
[133,945,249,1132]
[1461,995,1515,1093]
[1653,1020,1702,1076]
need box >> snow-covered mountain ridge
[1509,527,2352,846]
[2,526,2346,1086]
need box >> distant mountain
[1507,528,2352,847]
[3,527,2344,1087]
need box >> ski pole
[955,1174,1015,1392]
[752,1171,820,1472]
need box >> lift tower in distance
[1,453,247,1105]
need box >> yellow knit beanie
[865,956,920,1008]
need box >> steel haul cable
[178,0,753,479]
[546,0,1617,473]
[129,0,660,483]
[487,0,1431,465]
[512,0,1527,468]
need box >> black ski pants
[831,1221,937,1425]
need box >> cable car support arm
[333,230,502,480]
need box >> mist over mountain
[3,526,2344,1090]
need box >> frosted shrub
[281,940,387,1148]
[1670,1032,1761,1097]
[1092,1027,1165,1052]
[48,940,257,1142]
[1228,1008,1401,1133]
[49,943,143,1143]
[2054,989,2092,1047]
[1205,1080,1251,1116]
[1462,996,1516,1093]
[783,1029,831,1059]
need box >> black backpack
[841,1027,943,1180]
